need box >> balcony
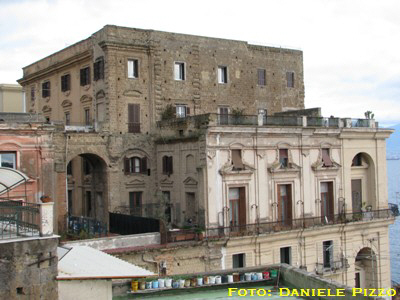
[205,209,394,239]
[316,259,349,275]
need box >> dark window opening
[258,68,266,86]
[322,148,333,167]
[42,81,50,98]
[129,191,142,216]
[84,108,90,126]
[280,247,291,265]
[128,59,139,78]
[279,149,288,168]
[61,74,71,92]
[65,112,70,125]
[232,149,244,170]
[323,240,333,268]
[352,153,363,166]
[93,57,104,81]
[162,156,173,175]
[67,190,73,215]
[31,86,35,101]
[67,162,72,175]
[80,67,91,86]
[85,191,92,217]
[286,71,294,88]
[218,66,228,84]
[233,253,245,268]
[83,158,91,175]
[128,104,140,133]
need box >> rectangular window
[30,86,35,101]
[84,109,90,126]
[80,67,91,86]
[174,62,185,80]
[322,148,333,167]
[176,105,189,118]
[218,107,229,125]
[323,240,333,268]
[67,162,72,175]
[0,152,16,168]
[61,74,71,92]
[93,57,104,81]
[128,59,139,78]
[65,112,70,125]
[85,191,91,217]
[128,104,140,133]
[231,149,244,170]
[258,69,266,86]
[232,253,245,268]
[279,149,288,168]
[218,66,228,84]
[125,156,147,174]
[129,191,142,216]
[162,156,173,175]
[42,81,50,98]
[277,184,292,225]
[286,71,294,88]
[280,247,291,265]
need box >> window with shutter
[94,57,104,81]
[128,59,139,78]
[257,69,266,86]
[61,74,70,92]
[218,66,228,84]
[42,81,50,98]
[286,71,294,88]
[80,67,91,86]
[174,62,185,80]
[279,149,288,168]
[128,104,140,133]
[162,156,173,175]
[232,149,244,170]
[322,148,333,167]
[176,105,187,118]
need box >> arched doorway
[67,153,108,226]
[355,247,378,289]
[350,152,376,213]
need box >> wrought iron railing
[316,258,349,275]
[128,122,141,133]
[205,209,394,239]
[67,215,107,237]
[0,201,40,239]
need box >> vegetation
[161,104,175,120]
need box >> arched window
[186,154,195,173]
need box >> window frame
[42,81,51,98]
[124,156,148,175]
[279,149,289,168]
[218,66,228,84]
[61,74,71,92]
[0,152,16,169]
[176,105,189,118]
[93,57,104,81]
[162,156,173,175]
[231,149,244,170]
[65,112,71,125]
[84,108,90,126]
[127,59,139,79]
[323,240,333,268]
[174,61,185,81]
[286,71,295,88]
[257,68,266,86]
[80,66,91,86]
[30,86,35,101]
[322,148,333,167]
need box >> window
[61,74,71,92]
[85,191,91,217]
[128,59,139,78]
[67,162,72,175]
[174,62,185,80]
[218,107,229,125]
[279,149,288,168]
[231,149,244,170]
[229,187,246,228]
[176,105,190,118]
[84,109,90,126]
[322,148,333,167]
[352,153,363,166]
[83,158,91,175]
[93,57,104,81]
[162,156,173,175]
[65,112,70,125]
[125,156,148,174]
[42,81,50,98]
[286,71,294,88]
[280,247,291,265]
[323,240,333,268]
[129,192,142,216]
[80,67,91,86]
[257,69,266,86]
[218,66,228,84]
[232,253,245,268]
[30,86,35,101]
[162,191,172,223]
[0,152,16,168]
[128,104,140,133]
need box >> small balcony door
[320,182,334,223]
[351,179,362,213]
[229,187,246,230]
[277,184,292,226]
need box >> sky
[1,0,400,126]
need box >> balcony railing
[217,114,258,126]
[264,115,303,126]
[307,117,339,127]
[128,122,141,133]
[205,209,394,239]
[67,215,108,237]
[316,258,349,275]
[0,201,40,239]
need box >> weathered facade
[16,25,394,291]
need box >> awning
[0,167,29,196]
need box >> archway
[355,247,378,289]
[67,153,108,226]
[350,152,376,213]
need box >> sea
[388,159,400,283]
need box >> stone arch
[354,247,378,289]
[66,152,109,227]
[350,152,376,211]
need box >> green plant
[231,107,245,117]
[364,110,374,119]
[161,104,175,120]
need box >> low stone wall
[63,232,160,250]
